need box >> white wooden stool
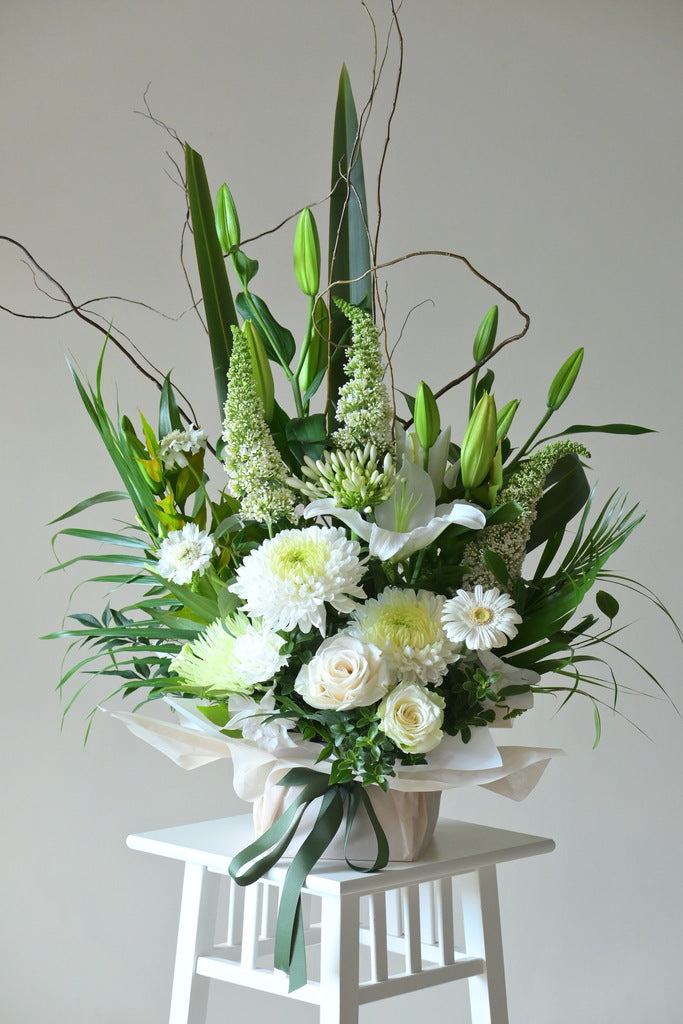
[127,815,554,1024]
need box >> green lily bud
[496,398,520,443]
[243,319,274,422]
[215,183,240,253]
[547,348,584,411]
[472,305,499,363]
[460,392,498,491]
[300,298,330,393]
[414,381,441,451]
[293,207,321,296]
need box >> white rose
[378,681,445,753]
[295,634,392,710]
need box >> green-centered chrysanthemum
[222,325,296,523]
[349,587,460,684]
[332,299,394,454]
[170,614,288,698]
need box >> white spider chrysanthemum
[171,615,288,698]
[441,586,522,651]
[155,523,215,585]
[349,587,460,684]
[229,525,366,634]
[158,424,208,469]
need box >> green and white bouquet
[28,34,676,989]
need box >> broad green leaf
[235,292,296,366]
[539,422,655,443]
[285,413,328,462]
[185,142,238,414]
[526,454,590,552]
[328,65,372,428]
[483,549,509,586]
[596,590,620,620]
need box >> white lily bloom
[395,422,453,497]
[305,459,485,562]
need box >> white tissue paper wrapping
[104,696,562,805]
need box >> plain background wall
[2,1,681,1021]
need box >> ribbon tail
[343,784,390,873]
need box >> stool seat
[128,815,554,1024]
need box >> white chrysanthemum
[349,587,460,684]
[156,523,215,585]
[159,424,208,469]
[171,615,288,698]
[229,525,366,634]
[441,586,522,650]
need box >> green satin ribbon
[229,768,390,991]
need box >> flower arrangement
[27,11,678,991]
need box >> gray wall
[2,2,681,1021]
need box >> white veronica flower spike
[305,458,485,562]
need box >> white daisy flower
[156,523,215,584]
[441,586,522,651]
[159,424,208,469]
[171,615,288,698]
[349,587,461,684]
[229,525,366,634]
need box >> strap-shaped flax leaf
[327,65,372,428]
[185,143,238,414]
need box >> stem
[510,408,553,467]
[469,369,479,418]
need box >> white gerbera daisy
[441,586,522,650]
[171,615,288,698]
[156,523,215,585]
[229,525,366,634]
[159,424,208,469]
[349,587,460,684]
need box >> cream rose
[378,681,445,753]
[295,634,392,710]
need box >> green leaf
[538,422,656,443]
[596,590,620,620]
[235,293,296,366]
[483,549,509,586]
[185,142,238,414]
[285,413,327,462]
[196,703,231,727]
[48,491,128,525]
[526,454,590,552]
[53,528,150,549]
[232,250,259,285]
[328,65,372,428]
[159,374,183,437]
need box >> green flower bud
[300,298,330,393]
[413,381,441,451]
[243,319,274,422]
[460,392,498,491]
[496,398,520,443]
[547,348,584,411]
[215,183,240,253]
[293,207,320,296]
[472,305,499,363]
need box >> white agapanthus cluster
[158,424,208,469]
[222,325,296,523]
[332,299,394,454]
[290,444,396,511]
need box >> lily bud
[215,183,240,253]
[496,398,520,443]
[472,305,499,363]
[547,348,584,411]
[243,319,274,422]
[414,381,441,451]
[300,298,330,393]
[293,207,321,296]
[460,392,498,491]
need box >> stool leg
[319,892,361,1024]
[461,866,509,1024]
[168,862,220,1024]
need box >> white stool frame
[127,815,554,1024]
